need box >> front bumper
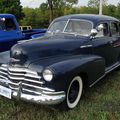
[0,79,65,105]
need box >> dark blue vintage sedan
[0,14,120,110]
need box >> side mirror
[90,29,98,37]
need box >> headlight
[43,69,53,82]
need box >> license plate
[0,85,11,99]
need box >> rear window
[0,18,5,30]
[0,18,16,31]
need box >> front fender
[46,55,105,91]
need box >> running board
[105,62,120,74]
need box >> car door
[92,22,119,67]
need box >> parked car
[0,14,120,110]
[20,26,32,31]
[0,14,46,52]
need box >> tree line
[0,0,120,28]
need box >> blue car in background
[0,14,46,52]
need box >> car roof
[54,14,119,23]
[0,14,15,18]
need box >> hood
[10,34,90,67]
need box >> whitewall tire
[66,76,83,109]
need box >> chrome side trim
[80,45,93,48]
[89,75,105,87]
[105,62,120,74]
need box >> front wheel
[66,76,83,109]
[55,76,83,110]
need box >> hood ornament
[14,50,22,58]
[10,50,27,66]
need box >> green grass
[0,69,120,120]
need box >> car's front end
[0,63,65,105]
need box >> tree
[47,0,54,23]
[103,5,116,17]
[47,0,78,23]
[115,3,120,19]
[20,8,37,27]
[20,4,50,28]
[0,0,24,21]
[66,0,78,5]
[88,0,108,8]
[37,3,49,28]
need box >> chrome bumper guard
[0,79,65,105]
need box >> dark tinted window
[110,22,119,36]
[0,20,5,30]
[0,18,16,31]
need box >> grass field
[0,69,120,120]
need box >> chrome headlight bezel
[42,69,53,82]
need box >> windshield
[47,20,67,34]
[47,19,93,36]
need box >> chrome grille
[0,64,44,92]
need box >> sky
[20,0,120,8]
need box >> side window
[0,18,5,30]
[4,18,17,31]
[96,23,109,37]
[110,22,119,37]
[119,23,120,35]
